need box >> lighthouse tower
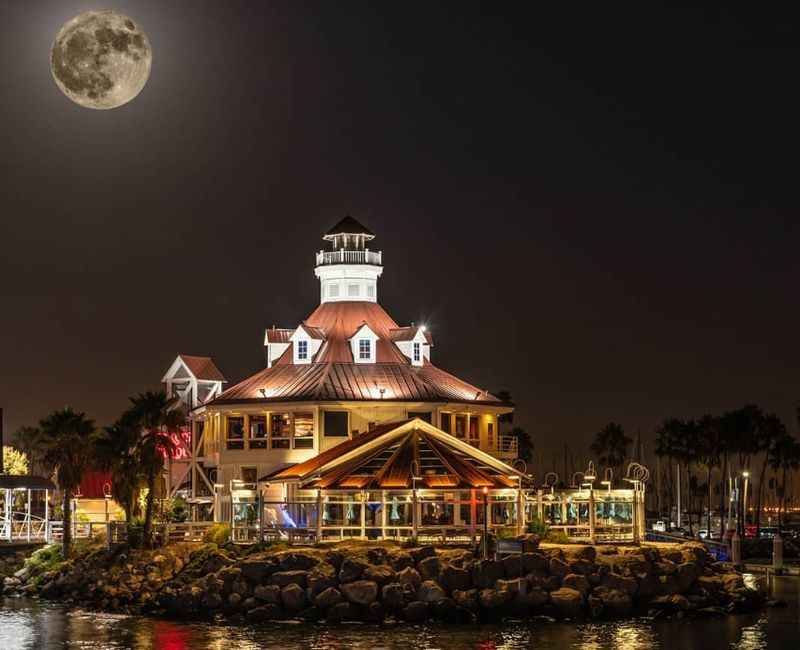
[314,216,383,304]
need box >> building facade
[163,217,516,519]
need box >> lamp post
[742,470,750,533]
[482,486,489,559]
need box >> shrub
[203,522,231,546]
[126,518,147,548]
[544,529,570,544]
[25,544,64,573]
[162,497,190,523]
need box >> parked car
[698,529,709,539]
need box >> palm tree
[94,417,144,526]
[754,412,786,536]
[655,418,683,529]
[590,422,632,486]
[125,391,183,547]
[14,425,44,475]
[38,408,96,558]
[767,432,800,528]
[696,415,721,538]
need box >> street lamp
[482,486,489,559]
[742,471,750,531]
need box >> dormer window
[359,339,371,360]
[413,342,421,363]
[297,340,308,360]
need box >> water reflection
[0,587,797,650]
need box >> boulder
[549,587,583,619]
[246,604,282,622]
[227,592,242,609]
[299,606,324,621]
[253,584,281,604]
[479,587,513,608]
[452,588,479,611]
[568,559,595,576]
[327,601,358,623]
[281,583,307,611]
[663,549,683,564]
[563,574,590,597]
[341,580,379,605]
[696,575,724,593]
[338,558,367,583]
[397,566,422,589]
[655,561,678,576]
[279,553,318,572]
[502,554,525,578]
[418,556,440,580]
[307,563,337,596]
[381,582,405,610]
[518,533,541,551]
[366,547,389,565]
[521,552,549,573]
[366,601,385,622]
[241,596,258,611]
[431,597,462,622]
[593,587,633,618]
[677,562,700,592]
[529,573,562,592]
[516,586,549,609]
[325,550,345,570]
[656,574,679,597]
[410,546,437,563]
[600,573,639,596]
[402,600,429,622]
[472,559,505,588]
[417,580,446,603]
[440,564,471,592]
[314,586,343,609]
[549,557,570,578]
[388,550,415,571]
[563,545,597,562]
[239,559,277,584]
[363,564,396,586]
[269,571,307,589]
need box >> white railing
[315,249,382,266]
[497,435,518,456]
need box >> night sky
[2,2,799,470]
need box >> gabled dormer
[264,327,293,368]
[348,322,379,364]
[390,325,432,366]
[161,354,226,409]
[289,323,326,364]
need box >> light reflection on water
[1,579,797,650]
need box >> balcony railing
[316,249,382,266]
[497,434,518,456]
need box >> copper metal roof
[271,419,526,490]
[212,301,502,406]
[178,355,226,382]
[389,326,434,346]
[264,328,293,344]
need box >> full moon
[51,11,152,110]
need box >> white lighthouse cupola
[315,216,383,304]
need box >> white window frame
[297,340,308,360]
[359,339,372,360]
[413,341,421,363]
[348,284,360,297]
[329,284,340,297]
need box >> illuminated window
[487,422,495,449]
[270,413,291,449]
[413,342,421,362]
[348,284,360,297]
[226,416,244,450]
[455,415,467,439]
[293,412,314,449]
[359,339,371,360]
[297,340,308,360]
[249,415,267,449]
[241,466,258,483]
[440,412,452,433]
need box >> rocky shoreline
[2,536,767,624]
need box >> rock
[246,603,282,622]
[549,557,570,578]
[314,586,343,609]
[341,580,379,605]
[568,559,595,576]
[722,573,744,592]
[563,574,590,597]
[563,545,596,562]
[502,554,525,578]
[697,575,724,593]
[326,601,357,623]
[325,550,345,569]
[269,571,308,589]
[480,587,513,608]
[656,574,679,597]
[382,582,405,610]
[241,596,258,611]
[550,587,583,619]
[363,564,396,586]
[518,533,541,551]
[418,556,440,580]
[202,592,223,609]
[227,592,242,609]
[281,583,307,611]
[13,567,30,581]
[239,559,276,584]
[366,548,388,565]
[402,600,429,622]
[601,572,637,597]
[417,580,446,603]
[440,564,471,592]
[338,558,367,583]
[299,606,324,621]
[279,553,318,572]
[637,574,659,599]
[307,563,337,596]
[663,549,683,564]
[431,597,462,622]
[517,586,549,610]
[366,601,385,622]
[253,584,281,604]
[529,573,562,592]
[452,588,479,611]
[681,542,710,566]
[593,587,632,618]
[388,550,415,571]
[521,552,549,573]
[410,546,436,563]
[655,561,678,576]
[473,559,505,588]
[677,562,700,592]
[397,566,422,589]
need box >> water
[1,578,797,650]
